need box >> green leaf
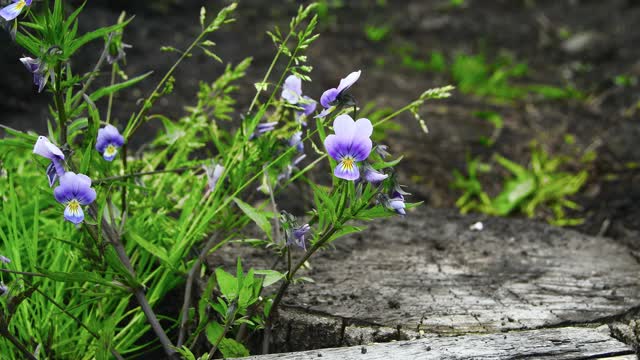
[491,176,536,216]
[326,225,363,244]
[253,270,285,287]
[128,231,172,268]
[218,337,249,358]
[66,18,132,57]
[89,72,153,102]
[37,269,128,290]
[215,268,237,299]
[233,198,272,242]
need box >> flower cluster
[33,125,123,224]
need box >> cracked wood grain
[210,207,640,352]
[237,326,634,359]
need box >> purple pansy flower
[0,0,32,21]
[96,124,125,161]
[289,223,310,250]
[33,136,65,187]
[250,121,278,140]
[54,172,97,224]
[323,114,373,181]
[20,57,50,93]
[362,163,388,184]
[0,255,10,264]
[316,70,361,118]
[204,163,224,197]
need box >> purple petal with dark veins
[54,172,96,206]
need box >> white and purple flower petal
[54,172,97,224]
[204,163,224,196]
[389,197,406,216]
[96,124,125,161]
[34,136,65,185]
[0,255,11,264]
[289,223,310,250]
[281,75,302,104]
[0,0,31,21]
[33,136,64,160]
[319,70,361,109]
[363,164,388,184]
[250,121,278,140]
[300,96,317,116]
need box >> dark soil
[3,0,639,242]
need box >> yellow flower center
[341,157,355,171]
[67,199,81,214]
[16,1,26,10]
[105,144,117,157]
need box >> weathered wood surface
[238,326,635,360]
[210,207,640,352]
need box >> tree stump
[209,207,640,356]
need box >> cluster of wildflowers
[32,124,123,224]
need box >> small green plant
[452,142,592,225]
[473,110,503,146]
[364,24,391,42]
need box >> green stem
[106,63,117,124]
[247,31,294,114]
[0,327,37,360]
[53,63,68,147]
[125,29,210,139]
